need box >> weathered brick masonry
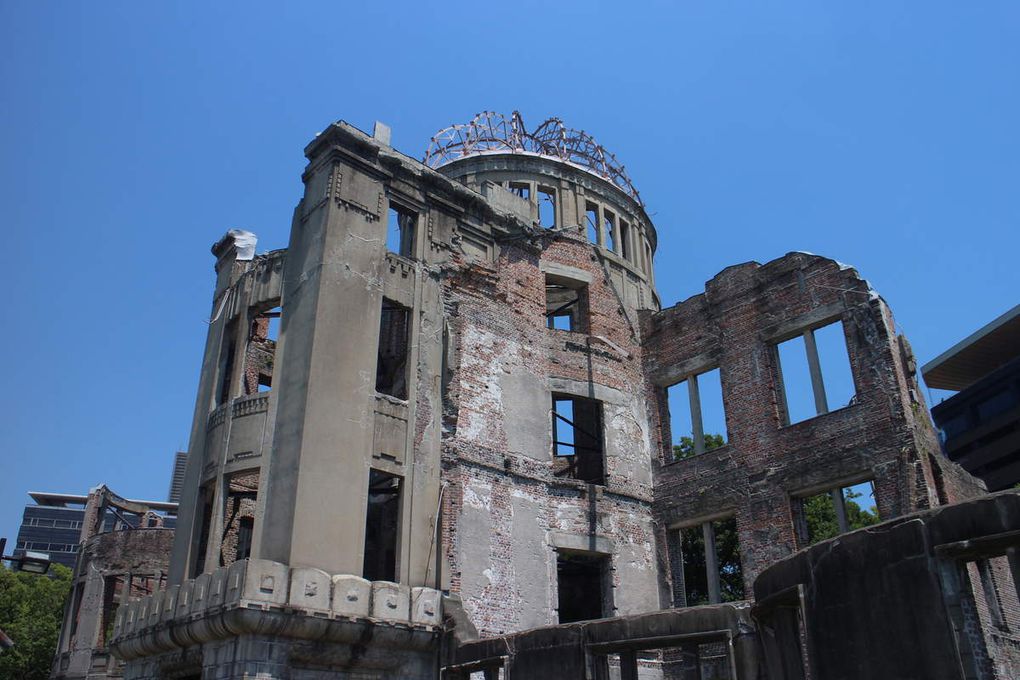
[643,253,984,596]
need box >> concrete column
[688,375,705,455]
[258,150,390,575]
[703,522,720,604]
[803,329,829,415]
[618,650,639,680]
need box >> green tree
[672,433,726,460]
[803,488,879,545]
[0,563,73,680]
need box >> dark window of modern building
[363,469,401,583]
[376,298,411,400]
[552,395,605,485]
[557,551,611,623]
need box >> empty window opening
[556,551,610,623]
[216,323,238,407]
[376,299,410,400]
[668,368,727,460]
[236,517,254,561]
[363,469,401,582]
[586,203,600,244]
[220,470,259,567]
[775,321,856,425]
[537,187,556,228]
[552,395,605,485]
[673,517,744,607]
[619,219,631,261]
[508,182,530,200]
[795,480,878,547]
[192,486,214,577]
[386,204,417,258]
[545,275,589,333]
[245,306,280,394]
[99,575,124,648]
[604,210,617,253]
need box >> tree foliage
[803,488,879,544]
[672,433,726,460]
[0,564,72,680]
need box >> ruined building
[50,487,176,680]
[105,112,1020,679]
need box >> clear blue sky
[2,2,1018,546]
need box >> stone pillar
[258,147,387,575]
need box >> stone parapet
[109,559,441,662]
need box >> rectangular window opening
[216,322,237,407]
[537,187,556,228]
[220,471,259,567]
[245,305,280,395]
[668,368,727,461]
[796,480,879,547]
[586,203,600,244]
[386,204,417,258]
[556,551,611,623]
[508,182,530,200]
[604,210,617,253]
[552,395,605,485]
[545,275,589,333]
[363,469,402,583]
[619,219,631,261]
[673,517,744,607]
[775,320,856,425]
[376,298,410,400]
[192,485,214,577]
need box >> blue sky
[1,2,1018,546]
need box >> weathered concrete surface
[446,604,759,679]
[754,490,1020,680]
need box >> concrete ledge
[109,560,441,662]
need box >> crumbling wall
[643,252,984,597]
[441,228,660,636]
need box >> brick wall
[642,252,984,596]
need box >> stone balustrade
[109,559,441,661]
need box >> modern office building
[923,303,1020,490]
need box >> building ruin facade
[103,112,1020,679]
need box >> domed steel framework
[424,111,642,205]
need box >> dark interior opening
[216,322,237,406]
[552,394,605,484]
[557,551,609,623]
[363,469,401,582]
[376,299,410,399]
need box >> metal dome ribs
[424,111,642,205]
